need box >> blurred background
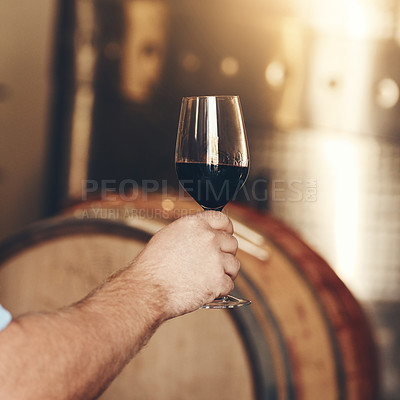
[1,0,399,398]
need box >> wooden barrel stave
[228,204,379,400]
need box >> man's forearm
[0,263,165,400]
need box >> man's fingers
[222,254,241,280]
[218,232,238,255]
[200,211,234,234]
[219,275,235,297]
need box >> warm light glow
[303,0,392,39]
[161,198,175,211]
[182,52,201,72]
[376,78,399,109]
[323,138,359,286]
[307,26,373,134]
[265,60,285,88]
[347,1,368,38]
[220,57,239,77]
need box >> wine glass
[175,95,251,309]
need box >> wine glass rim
[182,95,239,100]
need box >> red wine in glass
[176,162,249,211]
[175,95,251,308]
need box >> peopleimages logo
[81,178,318,203]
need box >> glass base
[201,295,251,309]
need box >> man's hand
[129,211,240,318]
[0,211,241,400]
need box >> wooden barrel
[0,196,379,400]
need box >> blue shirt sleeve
[0,305,12,331]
